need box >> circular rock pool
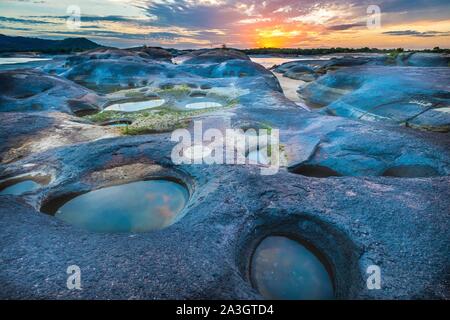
[250,236,334,300]
[0,180,41,195]
[104,99,166,112]
[185,101,222,110]
[43,180,189,233]
[0,175,49,196]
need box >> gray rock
[0,130,448,299]
[283,65,318,82]
[299,66,450,132]
[62,59,177,93]
[64,48,172,67]
[127,46,173,62]
[408,107,450,132]
[182,48,250,64]
[0,112,119,164]
[211,59,282,92]
[396,52,450,67]
[1,48,449,301]
[0,69,102,114]
[320,56,372,70]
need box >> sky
[0,0,449,49]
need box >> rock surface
[396,52,450,67]
[181,48,250,64]
[64,47,172,67]
[62,59,176,93]
[0,69,102,114]
[0,132,448,299]
[0,112,119,163]
[0,48,449,300]
[298,66,450,132]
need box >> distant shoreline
[1,34,449,55]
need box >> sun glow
[255,28,300,48]
[0,0,448,48]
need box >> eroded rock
[0,112,119,163]
[299,66,450,132]
[62,59,176,93]
[0,48,449,301]
[181,48,250,64]
[396,52,450,67]
[0,69,102,114]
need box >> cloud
[238,17,272,24]
[25,15,153,23]
[0,24,32,31]
[146,32,182,40]
[143,0,245,29]
[383,30,450,37]
[376,0,450,13]
[327,22,365,30]
[0,16,56,24]
[1,0,450,48]
[11,0,46,3]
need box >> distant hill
[0,34,102,53]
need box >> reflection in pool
[104,99,165,112]
[0,57,51,65]
[52,180,189,233]
[0,180,41,195]
[249,57,302,69]
[182,145,212,161]
[185,101,222,110]
[250,236,334,300]
[247,149,269,165]
[109,123,129,128]
[249,56,332,69]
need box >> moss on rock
[84,97,239,135]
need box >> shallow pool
[109,123,129,128]
[51,180,189,233]
[104,99,166,112]
[185,101,223,110]
[0,57,51,65]
[182,145,213,161]
[0,180,41,195]
[250,236,334,300]
[249,56,333,69]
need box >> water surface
[53,180,189,233]
[251,236,334,300]
[185,101,222,110]
[250,55,333,69]
[104,99,166,112]
[0,180,41,195]
[250,57,302,69]
[0,57,51,65]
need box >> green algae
[85,94,239,135]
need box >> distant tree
[238,46,439,56]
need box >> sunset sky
[0,0,449,49]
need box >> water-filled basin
[104,99,165,112]
[250,236,334,300]
[185,101,222,110]
[43,180,189,233]
[0,180,41,195]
